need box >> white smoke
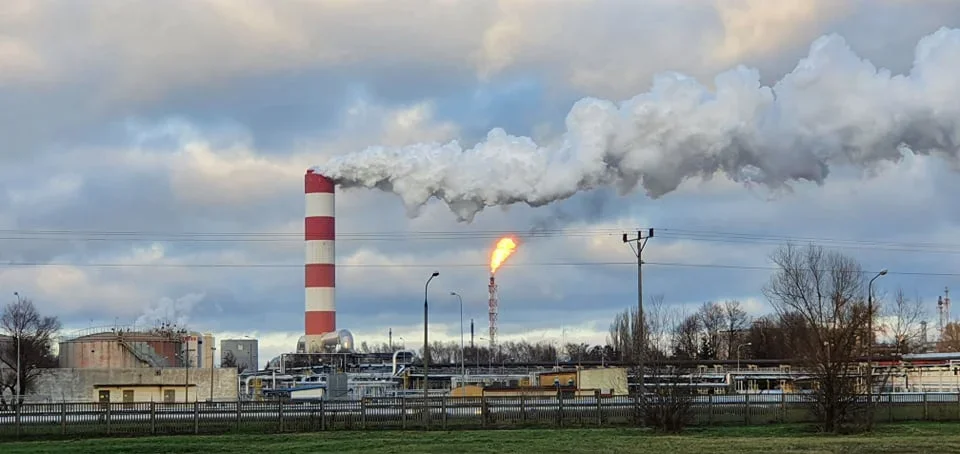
[134,293,206,328]
[314,28,960,222]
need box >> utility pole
[623,228,653,397]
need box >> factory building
[220,338,259,371]
[11,325,239,403]
[32,367,238,403]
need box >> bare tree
[882,288,926,354]
[607,294,667,363]
[762,243,870,433]
[723,300,750,359]
[697,302,725,359]
[640,297,697,433]
[0,298,60,409]
[221,351,248,373]
[673,314,700,360]
[938,322,960,352]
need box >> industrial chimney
[299,169,353,353]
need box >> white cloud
[3,2,960,361]
[10,0,947,100]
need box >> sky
[2,0,960,367]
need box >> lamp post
[867,268,888,427]
[423,271,439,417]
[737,342,752,371]
[210,345,216,402]
[737,342,752,393]
[450,292,465,387]
[13,292,21,407]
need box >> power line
[1,226,959,252]
[0,259,953,277]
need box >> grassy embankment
[6,422,960,453]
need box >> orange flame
[489,237,518,274]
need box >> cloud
[1,2,957,363]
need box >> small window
[122,390,135,402]
[238,345,243,351]
[98,390,111,403]
[163,389,176,403]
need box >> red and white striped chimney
[305,169,336,338]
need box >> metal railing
[1,392,959,441]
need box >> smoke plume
[314,28,960,223]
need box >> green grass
[6,423,960,453]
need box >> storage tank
[58,326,186,369]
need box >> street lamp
[423,271,439,413]
[737,342,752,371]
[867,268,888,426]
[737,342,752,393]
[450,292,465,387]
[13,292,21,407]
[210,345,216,402]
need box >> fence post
[596,390,602,427]
[150,402,156,435]
[61,402,67,435]
[194,401,200,434]
[708,394,713,426]
[441,396,447,429]
[558,392,564,428]
[780,392,786,423]
[15,402,20,439]
[520,394,527,425]
[361,398,367,429]
[888,394,894,422]
[278,400,285,433]
[236,400,242,432]
[321,399,327,431]
[105,402,112,435]
[400,398,406,429]
[923,392,929,421]
[634,392,641,426]
[744,393,750,425]
[480,395,486,428]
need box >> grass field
[5,422,960,453]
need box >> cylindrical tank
[58,330,184,369]
[305,169,336,350]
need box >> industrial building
[220,338,259,371]
[33,367,238,403]
[16,324,237,403]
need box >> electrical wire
[0,259,953,278]
[1,226,958,277]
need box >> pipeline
[392,349,416,376]
[298,329,355,354]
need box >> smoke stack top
[314,28,960,222]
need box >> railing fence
[2,392,959,441]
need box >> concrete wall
[29,367,239,403]
[578,368,628,395]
